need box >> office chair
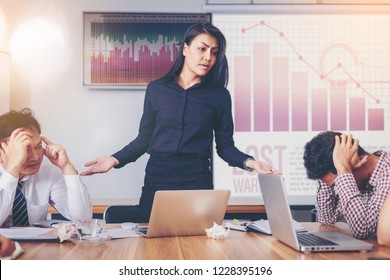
[311,208,317,222]
[103,205,140,223]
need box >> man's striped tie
[12,180,29,226]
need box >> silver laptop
[258,174,374,252]
[137,189,230,238]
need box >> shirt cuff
[111,153,124,169]
[63,175,84,189]
[334,173,359,201]
[243,157,254,171]
[334,172,355,186]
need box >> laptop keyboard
[297,233,338,246]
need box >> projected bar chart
[212,9,390,206]
[90,30,180,84]
[225,17,387,132]
[83,13,211,86]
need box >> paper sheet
[102,228,141,239]
[0,227,58,241]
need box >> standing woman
[81,22,280,222]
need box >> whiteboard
[212,5,390,205]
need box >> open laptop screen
[140,189,230,238]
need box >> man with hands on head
[303,131,390,239]
[0,108,92,227]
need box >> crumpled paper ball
[57,222,76,242]
[205,222,230,239]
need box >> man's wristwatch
[243,158,254,171]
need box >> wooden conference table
[18,222,390,260]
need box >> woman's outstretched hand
[246,159,282,175]
[80,156,119,176]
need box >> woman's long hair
[163,22,229,88]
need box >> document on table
[101,222,141,239]
[226,219,307,235]
[102,228,141,239]
[0,227,59,241]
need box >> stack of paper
[226,219,307,235]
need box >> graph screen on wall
[83,12,211,87]
[212,5,390,205]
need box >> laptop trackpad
[315,232,355,243]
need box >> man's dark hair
[0,108,41,141]
[303,131,366,180]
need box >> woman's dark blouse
[112,76,251,169]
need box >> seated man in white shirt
[0,108,92,227]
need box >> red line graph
[241,20,380,104]
[231,19,385,132]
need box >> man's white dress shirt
[0,158,92,227]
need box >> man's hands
[333,134,368,175]
[0,235,16,258]
[42,136,77,175]
[0,128,34,177]
[0,128,77,177]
